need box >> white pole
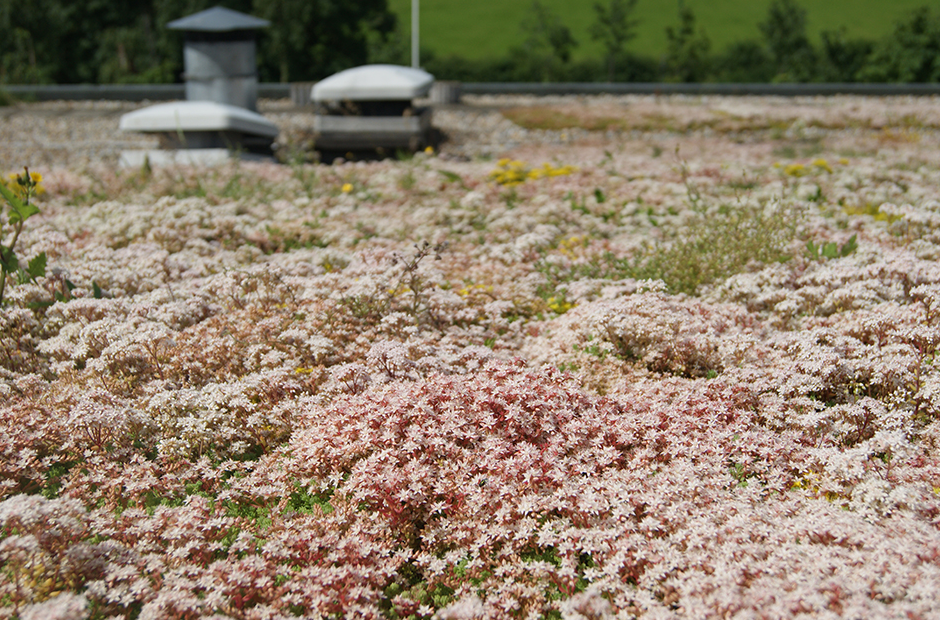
[411,0,419,68]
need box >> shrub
[860,6,940,82]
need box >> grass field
[387,0,929,61]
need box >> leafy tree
[61,0,155,82]
[252,0,396,82]
[366,19,412,66]
[0,0,395,85]
[520,1,578,63]
[0,0,67,83]
[514,1,578,82]
[664,6,711,83]
[711,40,775,82]
[817,28,873,82]
[589,0,639,82]
[860,6,940,82]
[758,0,817,81]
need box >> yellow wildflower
[3,169,44,198]
[490,159,576,186]
[547,296,573,314]
[783,163,807,177]
[341,183,353,193]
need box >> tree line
[410,0,940,84]
[0,0,395,84]
[3,0,940,85]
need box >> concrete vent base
[430,81,461,104]
[118,149,275,168]
[290,82,316,107]
[313,108,432,150]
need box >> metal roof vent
[118,6,277,167]
[168,5,270,112]
[311,64,435,155]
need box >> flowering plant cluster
[2,95,940,619]
[775,157,839,177]
[489,158,577,186]
[0,168,46,307]
[0,170,45,200]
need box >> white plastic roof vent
[312,64,434,102]
[119,101,278,138]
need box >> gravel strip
[3,94,939,171]
[0,98,528,170]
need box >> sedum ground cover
[2,97,940,619]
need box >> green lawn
[387,0,929,61]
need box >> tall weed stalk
[0,167,45,306]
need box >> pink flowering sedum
[1,95,940,618]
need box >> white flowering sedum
[2,96,940,617]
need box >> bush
[758,0,818,81]
[664,6,712,83]
[711,40,775,82]
[818,29,874,82]
[860,6,940,82]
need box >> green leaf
[840,233,858,257]
[92,281,103,299]
[805,240,819,259]
[0,182,23,211]
[822,241,839,259]
[438,169,468,190]
[0,245,18,272]
[27,252,46,279]
[0,183,39,224]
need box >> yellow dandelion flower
[783,163,807,177]
[490,159,575,186]
[4,168,44,198]
[547,296,573,314]
[341,183,353,193]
